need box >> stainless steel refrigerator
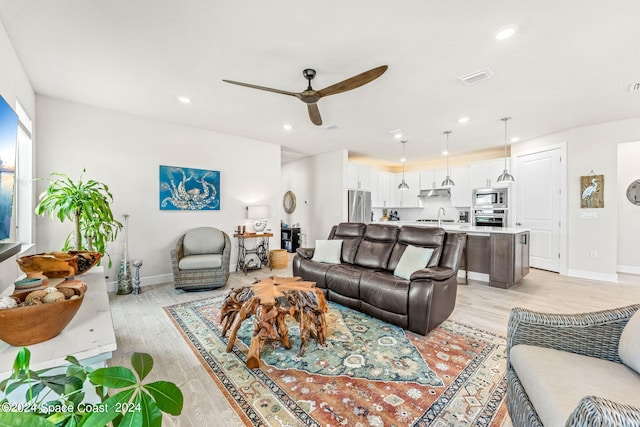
[348,190,372,223]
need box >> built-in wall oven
[472,187,509,227]
[473,208,508,227]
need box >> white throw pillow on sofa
[394,245,434,280]
[311,240,343,264]
[619,310,640,374]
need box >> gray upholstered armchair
[506,304,640,427]
[170,227,231,291]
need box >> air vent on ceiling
[323,124,341,130]
[458,68,494,86]
[630,82,640,93]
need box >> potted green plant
[0,347,184,426]
[34,169,123,268]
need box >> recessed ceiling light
[388,128,406,138]
[442,150,449,156]
[457,117,470,123]
[510,136,520,142]
[177,96,191,104]
[495,25,518,41]
[283,124,293,131]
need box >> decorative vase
[117,214,133,295]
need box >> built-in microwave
[472,187,508,208]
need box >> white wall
[281,150,346,247]
[513,117,640,281]
[0,17,36,293]
[36,96,281,287]
[617,141,640,274]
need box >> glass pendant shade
[398,140,409,190]
[441,130,455,187]
[398,179,409,190]
[441,175,455,186]
[497,169,515,182]
[497,117,515,183]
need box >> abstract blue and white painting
[159,165,220,210]
[0,96,17,240]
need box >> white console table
[0,267,117,376]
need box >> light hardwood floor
[107,257,640,426]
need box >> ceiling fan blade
[222,79,301,98]
[307,103,322,126]
[316,65,388,98]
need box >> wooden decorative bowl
[17,251,101,278]
[0,281,87,346]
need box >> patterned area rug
[165,296,509,426]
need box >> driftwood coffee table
[220,276,328,369]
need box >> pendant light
[441,130,455,187]
[497,117,515,183]
[397,140,410,190]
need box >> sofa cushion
[360,271,410,315]
[619,310,640,374]
[311,240,343,264]
[331,223,366,264]
[388,226,445,271]
[292,257,337,289]
[183,227,225,256]
[326,264,369,299]
[393,245,434,280]
[354,224,399,270]
[510,344,640,427]
[178,254,223,270]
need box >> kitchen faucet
[437,207,446,226]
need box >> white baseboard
[106,273,173,293]
[617,265,640,275]
[566,269,618,283]
[458,270,490,283]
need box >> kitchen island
[374,221,530,288]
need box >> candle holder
[132,259,143,295]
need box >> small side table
[234,232,274,274]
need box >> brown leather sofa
[292,222,466,335]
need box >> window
[15,99,33,244]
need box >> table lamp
[248,205,269,233]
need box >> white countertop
[372,220,529,235]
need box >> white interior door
[515,148,562,272]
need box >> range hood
[418,188,451,198]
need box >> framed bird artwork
[580,174,604,208]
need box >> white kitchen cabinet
[370,168,380,206]
[470,158,511,189]
[347,163,372,190]
[397,172,422,207]
[419,168,447,189]
[449,167,471,207]
[374,171,396,207]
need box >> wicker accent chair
[170,227,231,291]
[506,304,640,427]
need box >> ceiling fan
[222,65,388,126]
